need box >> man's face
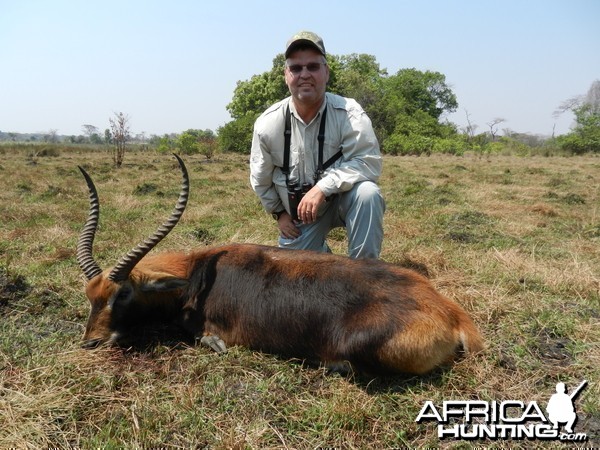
[285,48,329,108]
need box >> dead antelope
[77,155,483,375]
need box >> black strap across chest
[282,104,342,183]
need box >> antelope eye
[110,285,133,308]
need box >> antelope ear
[139,274,188,292]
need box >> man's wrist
[271,210,286,221]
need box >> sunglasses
[286,62,326,75]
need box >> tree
[555,80,600,153]
[104,129,112,145]
[486,118,506,141]
[43,129,59,143]
[217,112,258,154]
[156,134,175,154]
[176,129,216,159]
[374,69,458,153]
[381,69,458,120]
[222,53,460,155]
[554,80,600,122]
[109,112,130,167]
[226,54,288,120]
[463,109,478,140]
[176,131,199,155]
[327,53,387,111]
[558,104,600,154]
[82,124,98,135]
[196,129,217,160]
[136,131,148,150]
[583,79,600,115]
[82,124,103,144]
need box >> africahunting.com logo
[416,380,589,442]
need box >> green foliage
[156,134,175,154]
[382,68,458,120]
[222,52,461,155]
[176,129,216,159]
[198,141,216,160]
[375,70,458,155]
[432,137,467,155]
[558,104,600,154]
[382,110,462,155]
[384,134,467,156]
[384,134,433,155]
[89,133,103,145]
[226,55,288,120]
[494,137,532,155]
[327,54,387,110]
[222,55,286,154]
[176,131,199,155]
[217,113,258,154]
[104,128,112,145]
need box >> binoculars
[286,181,312,222]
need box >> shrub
[217,113,258,154]
[383,134,466,156]
[558,132,600,154]
[156,135,175,154]
[431,138,466,155]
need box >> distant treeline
[3,58,598,156]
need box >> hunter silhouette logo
[546,380,587,434]
[415,380,589,442]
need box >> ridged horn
[108,154,189,282]
[77,166,104,280]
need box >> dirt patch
[577,412,600,446]
[0,267,31,311]
[133,182,164,196]
[190,227,217,245]
[535,333,574,366]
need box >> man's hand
[297,186,326,224]
[277,212,301,239]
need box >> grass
[1,147,599,448]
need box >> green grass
[1,148,599,448]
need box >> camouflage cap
[285,31,326,58]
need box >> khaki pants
[278,181,385,259]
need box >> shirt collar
[288,96,327,126]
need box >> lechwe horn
[76,154,189,282]
[76,166,103,280]
[108,154,189,282]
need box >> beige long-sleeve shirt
[250,92,382,215]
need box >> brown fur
[83,243,484,375]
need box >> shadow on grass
[92,322,195,354]
[91,320,450,396]
[352,367,450,395]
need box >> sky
[1,0,598,138]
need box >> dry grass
[1,147,599,448]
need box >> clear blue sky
[1,0,598,137]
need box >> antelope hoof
[325,360,353,376]
[200,335,228,354]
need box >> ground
[0,146,598,448]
